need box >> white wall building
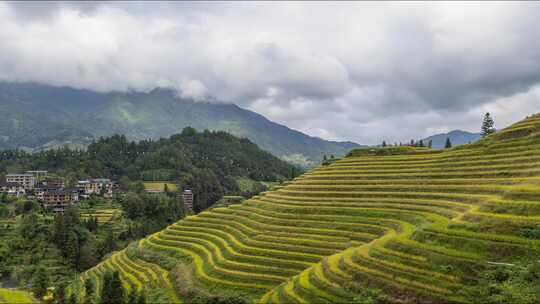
[6,174,36,190]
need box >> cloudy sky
[1,1,540,145]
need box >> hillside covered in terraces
[73,114,540,303]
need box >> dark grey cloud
[5,1,103,20]
[1,1,540,144]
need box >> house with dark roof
[0,181,25,197]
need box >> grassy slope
[0,289,36,304]
[75,113,540,303]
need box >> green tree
[382,141,387,147]
[465,261,540,304]
[84,216,98,232]
[126,290,137,304]
[66,231,80,269]
[428,140,433,148]
[52,213,67,250]
[102,226,116,254]
[79,242,98,270]
[118,176,131,192]
[128,181,145,194]
[445,138,452,149]
[109,271,124,304]
[83,278,95,304]
[68,293,78,304]
[163,183,169,193]
[136,291,146,304]
[32,266,49,299]
[55,282,67,304]
[64,207,81,227]
[481,112,496,137]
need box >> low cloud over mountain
[2,2,540,144]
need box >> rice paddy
[0,288,36,304]
[76,114,540,303]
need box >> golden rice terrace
[76,114,540,303]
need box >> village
[0,171,194,213]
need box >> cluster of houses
[0,171,115,213]
[1,171,196,214]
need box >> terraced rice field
[77,114,540,303]
[144,182,178,192]
[0,288,36,304]
[80,208,121,224]
[79,241,181,303]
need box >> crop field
[79,202,122,224]
[143,182,178,192]
[75,114,540,303]
[0,288,36,304]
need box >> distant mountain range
[422,130,482,149]
[0,82,360,166]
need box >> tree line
[0,128,301,209]
[379,113,497,150]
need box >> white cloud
[1,1,540,144]
[177,79,208,100]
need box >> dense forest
[0,127,300,211]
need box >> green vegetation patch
[0,288,36,304]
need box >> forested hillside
[73,113,540,303]
[0,82,360,166]
[0,128,299,211]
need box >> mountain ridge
[422,129,482,148]
[0,82,361,166]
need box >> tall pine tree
[481,113,496,137]
[66,231,80,270]
[445,138,452,149]
[102,226,116,254]
[52,213,67,251]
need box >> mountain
[422,129,482,148]
[73,114,540,303]
[0,82,360,166]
